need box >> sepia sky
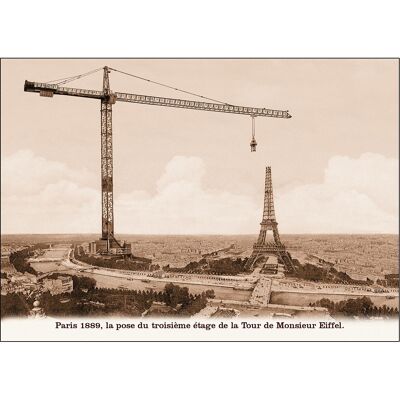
[1,59,398,234]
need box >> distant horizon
[1,232,398,237]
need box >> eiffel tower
[246,166,294,271]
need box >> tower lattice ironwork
[101,67,115,245]
[246,166,293,270]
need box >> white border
[1,1,399,399]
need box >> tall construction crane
[24,66,291,256]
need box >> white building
[42,276,73,295]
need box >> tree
[164,283,190,307]
[1,294,29,318]
[205,290,215,299]
[9,247,39,275]
[71,275,96,292]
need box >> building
[1,249,17,274]
[1,251,10,264]
[144,302,176,316]
[88,240,132,256]
[42,276,73,295]
[89,241,97,254]
[5,273,39,295]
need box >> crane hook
[250,116,257,152]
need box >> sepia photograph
[1,58,398,340]
[2,3,400,400]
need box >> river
[32,261,252,302]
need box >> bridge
[249,276,272,306]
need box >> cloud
[276,153,398,233]
[1,152,260,234]
[1,151,398,234]
[1,150,100,233]
[2,150,95,196]
[116,156,260,234]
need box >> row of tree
[23,274,215,318]
[74,246,155,272]
[376,278,399,288]
[288,261,373,285]
[165,257,249,276]
[9,243,49,276]
[310,296,398,318]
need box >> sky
[1,59,398,234]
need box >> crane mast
[101,67,116,251]
[24,66,292,256]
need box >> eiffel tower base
[245,244,294,273]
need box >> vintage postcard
[1,58,398,341]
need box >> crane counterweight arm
[24,80,103,100]
[24,80,292,118]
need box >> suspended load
[250,116,257,152]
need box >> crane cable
[45,67,104,86]
[108,67,233,106]
[45,65,234,106]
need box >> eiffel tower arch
[246,166,294,271]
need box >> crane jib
[24,80,292,118]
